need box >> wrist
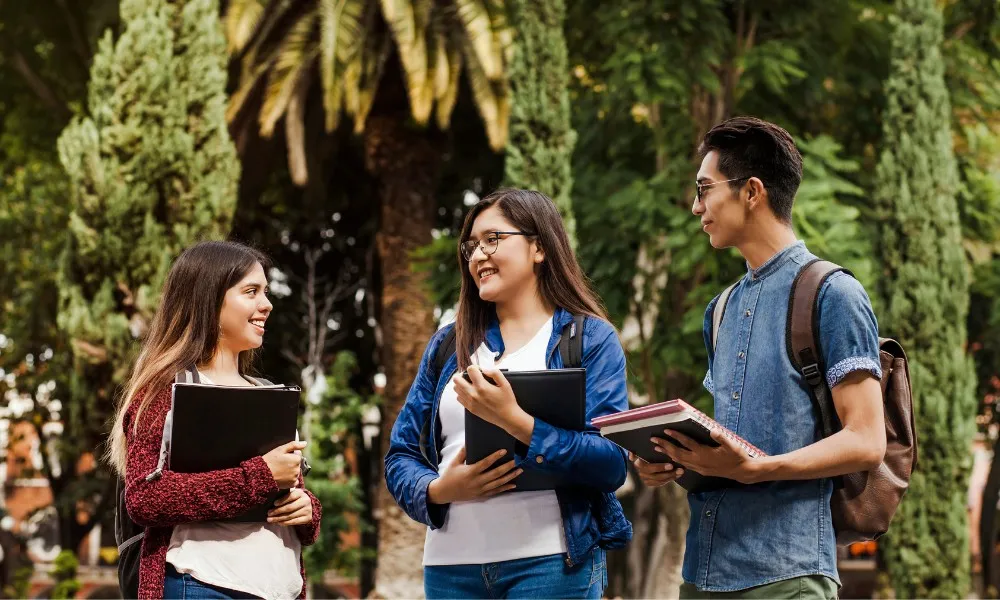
[427,477,449,505]
[505,409,535,446]
[744,455,779,484]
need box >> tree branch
[3,44,70,118]
[54,0,93,71]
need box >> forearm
[747,426,885,484]
[521,418,627,491]
[126,456,277,526]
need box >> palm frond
[380,0,432,123]
[259,11,318,137]
[463,37,509,150]
[319,0,365,132]
[286,68,313,186]
[454,0,502,81]
[225,0,266,53]
[435,33,463,130]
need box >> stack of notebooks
[592,399,767,493]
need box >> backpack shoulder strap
[421,327,457,465]
[787,258,851,438]
[711,282,739,352]
[558,315,586,368]
[433,326,458,376]
[175,367,199,384]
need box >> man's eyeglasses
[460,231,535,261]
[695,176,751,203]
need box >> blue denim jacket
[687,241,882,591]
[384,307,633,567]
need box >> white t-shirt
[166,372,303,599]
[423,317,568,566]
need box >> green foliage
[303,352,378,581]
[872,0,977,596]
[56,0,239,409]
[50,549,81,600]
[4,565,34,600]
[503,0,577,239]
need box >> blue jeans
[424,550,606,599]
[163,564,262,599]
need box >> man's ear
[745,177,767,212]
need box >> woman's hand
[631,452,686,488]
[267,488,313,526]
[262,441,306,488]
[427,447,522,504]
[453,366,534,444]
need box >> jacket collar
[482,306,573,357]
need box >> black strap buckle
[802,362,822,386]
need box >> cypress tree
[503,0,577,240]
[56,0,239,416]
[873,0,976,596]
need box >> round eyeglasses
[460,231,535,261]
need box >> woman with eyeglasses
[384,188,632,599]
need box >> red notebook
[593,399,766,493]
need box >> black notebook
[169,382,301,522]
[591,399,767,493]
[465,368,586,492]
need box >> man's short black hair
[698,116,802,223]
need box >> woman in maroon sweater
[107,241,322,599]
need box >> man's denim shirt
[685,241,882,591]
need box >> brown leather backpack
[712,259,917,545]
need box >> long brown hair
[107,240,270,475]
[455,188,608,370]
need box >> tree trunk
[365,110,445,599]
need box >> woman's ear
[533,241,545,264]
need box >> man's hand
[427,447,522,504]
[652,429,760,484]
[631,452,685,488]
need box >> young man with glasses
[633,117,887,599]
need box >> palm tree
[223,1,511,595]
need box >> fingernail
[654,447,662,453]
[677,469,684,475]
[500,450,507,455]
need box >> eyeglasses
[695,177,751,203]
[460,231,535,261]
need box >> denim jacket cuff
[518,417,559,470]
[415,472,448,529]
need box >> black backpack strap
[787,259,852,439]
[421,327,457,464]
[558,315,586,368]
[710,282,739,355]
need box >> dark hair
[454,189,608,370]
[698,116,802,223]
[109,240,270,474]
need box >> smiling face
[693,151,751,249]
[218,262,272,354]
[465,205,544,304]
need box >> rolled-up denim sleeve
[817,272,882,388]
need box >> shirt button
[732,391,739,400]
[738,351,745,359]
[745,309,752,317]
[535,455,544,464]
[706,510,713,517]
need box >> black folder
[465,368,586,492]
[169,382,301,522]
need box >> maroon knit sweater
[123,386,322,599]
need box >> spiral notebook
[592,399,767,493]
